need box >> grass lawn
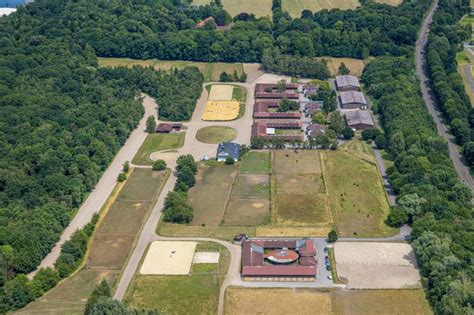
[239,151,271,173]
[331,289,432,315]
[232,85,247,118]
[195,126,237,144]
[125,242,230,314]
[283,0,359,17]
[321,150,396,237]
[188,163,237,225]
[132,133,185,165]
[192,0,273,17]
[211,63,245,81]
[158,223,256,240]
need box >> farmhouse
[302,84,319,97]
[216,141,240,162]
[155,123,183,133]
[252,122,304,142]
[335,75,361,91]
[241,239,317,279]
[253,100,301,119]
[303,101,323,117]
[339,91,368,110]
[306,123,327,139]
[255,83,299,99]
[344,110,374,129]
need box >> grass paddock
[132,133,184,165]
[195,126,237,144]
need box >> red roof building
[156,123,182,133]
[255,83,299,99]
[251,122,304,142]
[253,100,301,119]
[241,239,317,279]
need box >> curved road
[415,0,474,192]
[28,96,159,278]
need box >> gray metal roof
[217,142,240,160]
[339,91,367,105]
[344,110,374,126]
[335,75,361,88]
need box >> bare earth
[334,242,421,289]
[140,241,197,275]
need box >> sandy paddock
[202,100,240,121]
[334,242,421,289]
[208,84,234,101]
[193,252,220,264]
[140,241,196,275]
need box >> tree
[277,97,299,112]
[239,72,247,82]
[176,155,197,174]
[232,70,239,81]
[342,127,354,140]
[463,141,474,166]
[117,172,127,182]
[277,79,287,92]
[176,166,196,189]
[219,71,230,82]
[225,156,235,165]
[386,206,408,227]
[122,161,130,173]
[4,275,33,310]
[397,193,426,221]
[152,159,167,171]
[251,136,265,149]
[312,112,327,124]
[163,191,193,224]
[328,111,343,134]
[374,134,387,149]
[328,230,338,243]
[28,268,59,298]
[85,279,111,315]
[338,62,350,75]
[146,115,156,133]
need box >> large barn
[335,75,361,92]
[241,239,317,279]
[339,91,368,110]
[344,110,375,129]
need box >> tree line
[425,0,473,167]
[362,54,472,314]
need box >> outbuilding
[339,91,367,110]
[335,75,361,92]
[216,142,240,162]
[344,110,374,129]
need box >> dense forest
[363,54,473,314]
[425,0,474,167]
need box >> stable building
[344,110,375,130]
[339,91,367,110]
[335,75,361,92]
[255,83,299,99]
[216,142,240,162]
[155,123,183,133]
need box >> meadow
[132,133,185,165]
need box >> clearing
[321,150,396,237]
[125,242,230,315]
[282,0,402,17]
[140,241,197,275]
[132,132,185,165]
[333,242,421,289]
[192,0,273,17]
[195,126,237,144]
[325,57,369,77]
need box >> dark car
[324,247,329,253]
[324,256,329,262]
[326,265,331,271]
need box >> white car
[327,275,333,280]
[201,155,210,161]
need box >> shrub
[328,230,338,243]
[122,161,130,173]
[224,157,235,165]
[386,206,408,227]
[117,172,127,182]
[152,159,167,171]
[342,127,355,140]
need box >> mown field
[19,168,168,314]
[195,126,237,144]
[125,242,230,314]
[224,288,432,315]
[98,58,244,82]
[132,133,185,165]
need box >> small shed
[156,123,182,133]
[216,142,240,162]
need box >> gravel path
[27,95,158,278]
[415,0,474,193]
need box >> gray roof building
[335,75,361,91]
[344,110,374,129]
[339,91,367,109]
[216,142,240,161]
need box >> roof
[339,91,367,105]
[335,75,360,88]
[253,100,301,119]
[217,142,240,160]
[344,110,374,127]
[195,16,214,28]
[242,265,317,276]
[252,122,304,141]
[255,83,299,99]
[156,123,173,132]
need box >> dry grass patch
[117,169,167,202]
[95,201,149,236]
[87,235,135,269]
[231,174,269,199]
[239,151,271,174]
[321,150,396,237]
[273,150,322,174]
[225,287,332,315]
[326,57,369,77]
[375,0,403,6]
[211,63,244,81]
[276,193,328,225]
[256,226,330,237]
[158,223,256,240]
[276,173,322,194]
[223,198,270,226]
[331,289,432,315]
[188,164,237,226]
[192,0,273,17]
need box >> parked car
[324,247,329,253]
[324,256,329,262]
[326,265,331,271]
[327,275,333,280]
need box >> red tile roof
[255,83,299,99]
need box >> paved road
[27,95,159,278]
[463,63,474,92]
[415,0,474,192]
[372,145,396,206]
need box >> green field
[232,85,247,118]
[239,151,271,173]
[98,58,244,82]
[132,132,185,165]
[20,169,168,314]
[195,126,237,144]
[125,242,230,314]
[192,0,273,17]
[322,150,396,237]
